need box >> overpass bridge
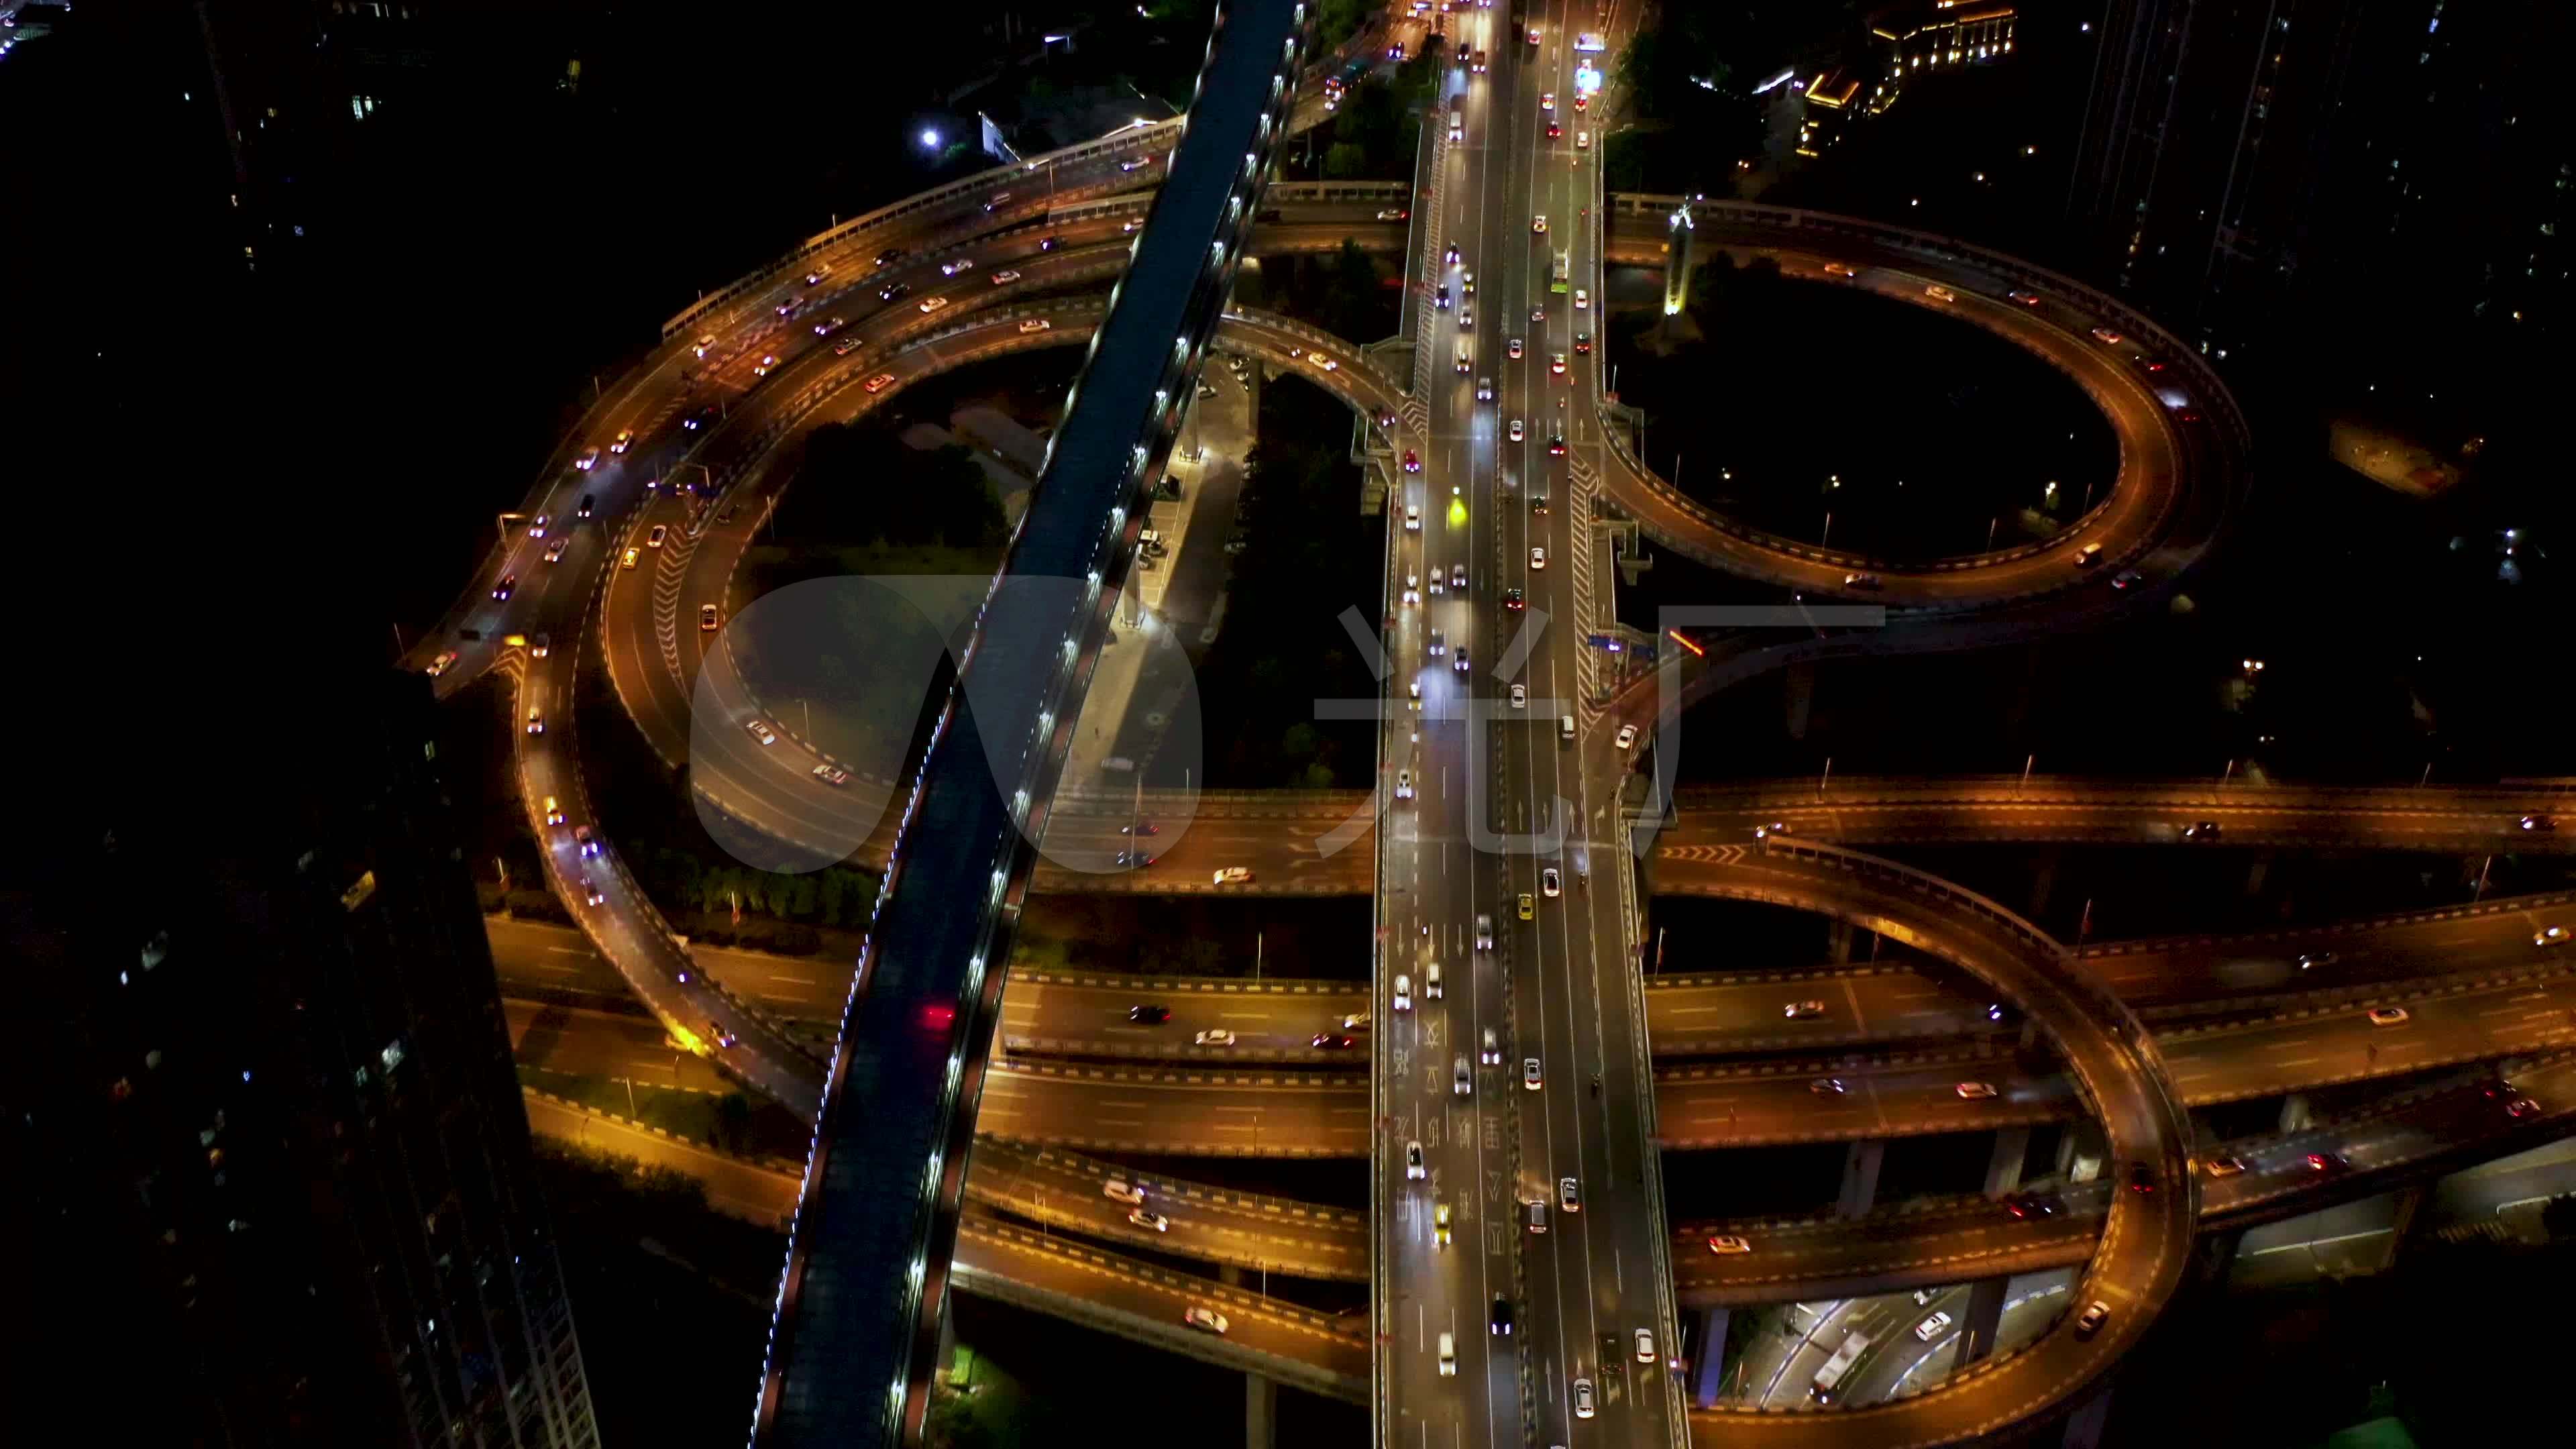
[749,5,1318,1444]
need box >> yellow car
[1434,1202,1452,1247]
[621,546,641,570]
[1517,893,1534,920]
[543,796,565,825]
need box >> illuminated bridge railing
[746,4,1316,1447]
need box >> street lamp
[919,127,942,150]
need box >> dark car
[683,404,720,431]
[1128,1004,1171,1024]
[1113,850,1155,867]
[1312,1032,1358,1049]
[491,575,515,601]
[1490,1295,1515,1336]
[2182,820,2221,841]
[874,247,908,267]
[878,280,912,303]
[576,493,595,519]
[2003,1193,2060,1219]
[1504,587,1525,611]
[2126,1161,2157,1194]
[1120,822,1160,836]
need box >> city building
[2062,0,2569,384]
[1796,5,2020,159]
[1,668,599,1448]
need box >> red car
[1403,449,1421,473]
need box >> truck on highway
[1550,250,1570,294]
[1810,1330,1870,1403]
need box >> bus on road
[1550,250,1570,294]
[1811,1330,1870,1403]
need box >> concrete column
[1246,1373,1275,1449]
[1985,1126,2033,1197]
[1783,661,1815,739]
[936,1304,957,1380]
[1949,1277,2008,1372]
[2195,1227,2246,1289]
[2061,1369,2116,1449]
[2279,1093,2314,1134]
[2024,852,2057,920]
[1661,205,1699,325]
[1827,919,1856,964]
[1219,1264,1246,1287]
[1836,1140,1886,1218]
[2057,1121,2107,1183]
[1689,1306,1732,1409]
[2244,854,2271,898]
[2386,1183,2430,1263]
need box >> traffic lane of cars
[965,1140,1370,1280]
[972,1057,1373,1155]
[996,975,1379,1059]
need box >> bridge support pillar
[2195,1226,2247,1289]
[1219,1264,1246,1287]
[2024,852,2057,920]
[1246,1373,1276,1449]
[1783,662,1815,739]
[2279,1093,2314,1134]
[2056,1120,2107,1183]
[2061,1367,2117,1449]
[1985,1126,2032,1197]
[1828,919,1856,964]
[2386,1183,2430,1265]
[1689,1306,1731,1409]
[2244,854,2272,898]
[1836,1139,1886,1218]
[1949,1276,2008,1371]
[937,1303,957,1379]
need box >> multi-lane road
[411,5,2576,1436]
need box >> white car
[1509,684,1525,708]
[1395,769,1414,799]
[941,257,976,276]
[1558,1177,1579,1212]
[1572,1379,1595,1419]
[1183,1307,1230,1334]
[1915,1311,1953,1342]
[1454,1056,1472,1096]
[1214,866,1253,885]
[1615,724,1638,749]
[1532,214,1548,234]
[1477,914,1494,951]
[1104,1179,1146,1205]
[1635,1330,1657,1363]
[1406,504,1421,531]
[1955,1081,1999,1100]
[1195,1029,1236,1046]
[1574,288,1589,310]
[1128,1208,1169,1232]
[1406,1140,1426,1179]
[1509,419,1524,441]
[1481,1028,1501,1065]
[1393,974,1413,1012]
[2367,1006,2411,1025]
[1530,545,1546,569]
[1522,1057,1542,1091]
[744,719,778,746]
[1541,867,1560,897]
[1508,337,1523,360]
[918,297,950,314]
[990,269,1022,284]
[1017,319,1052,333]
